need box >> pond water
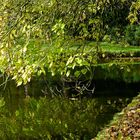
[0,79,139,139]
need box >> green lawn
[68,41,140,55]
[100,42,140,53]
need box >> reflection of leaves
[0,98,5,108]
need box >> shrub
[125,25,140,46]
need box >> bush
[125,25,140,46]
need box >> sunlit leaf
[17,79,23,86]
[66,70,70,77]
[74,71,81,78]
[81,68,87,75]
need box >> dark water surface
[0,79,139,139]
[0,80,138,112]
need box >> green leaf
[66,56,74,66]
[17,79,23,86]
[76,58,82,66]
[81,68,87,75]
[66,70,71,77]
[74,71,81,78]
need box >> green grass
[100,42,140,53]
[65,41,140,56]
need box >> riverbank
[94,93,140,140]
